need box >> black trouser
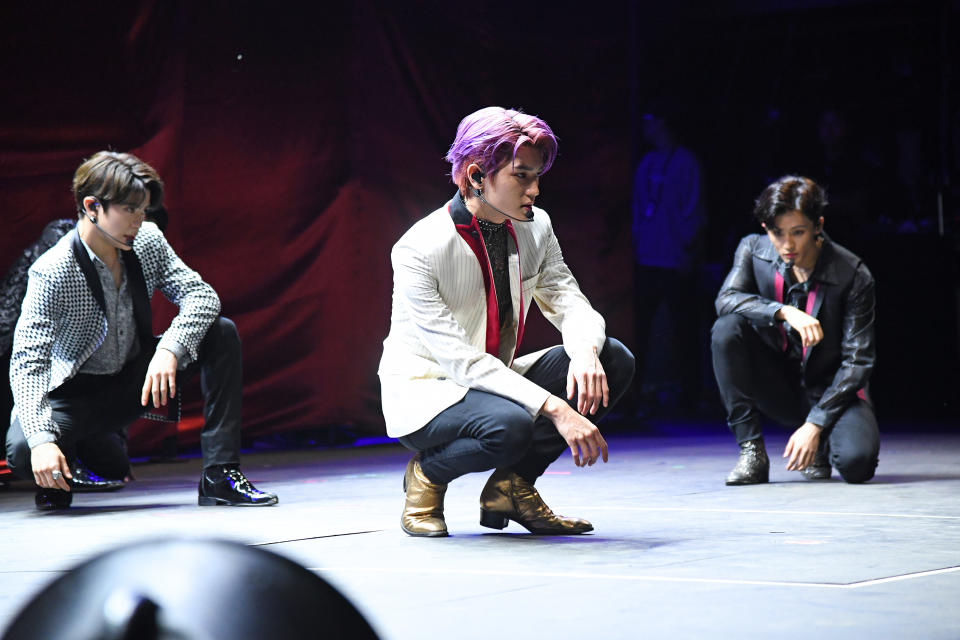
[711,313,879,483]
[6,317,242,480]
[633,264,700,405]
[399,338,635,485]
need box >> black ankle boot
[725,438,770,485]
[801,447,832,480]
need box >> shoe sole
[198,496,278,506]
[725,477,770,486]
[400,518,448,537]
[71,485,126,493]
[480,509,593,534]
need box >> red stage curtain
[1,1,632,451]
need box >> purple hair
[445,107,559,194]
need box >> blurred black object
[148,206,169,232]
[2,538,379,640]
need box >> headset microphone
[87,201,135,247]
[470,171,534,223]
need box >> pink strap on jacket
[774,271,819,359]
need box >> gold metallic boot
[478,469,593,534]
[401,455,448,537]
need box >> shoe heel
[480,509,508,530]
[198,495,219,506]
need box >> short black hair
[753,175,827,227]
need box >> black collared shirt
[77,236,140,374]
[783,276,812,361]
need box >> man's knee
[601,337,635,391]
[484,406,535,463]
[4,417,33,481]
[206,317,240,348]
[833,446,879,484]
[830,441,880,484]
[198,317,241,365]
[711,314,750,350]
[831,401,879,484]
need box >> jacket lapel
[504,221,525,364]
[449,194,526,364]
[807,283,824,321]
[69,229,107,314]
[801,239,841,366]
[451,198,499,357]
[122,249,153,344]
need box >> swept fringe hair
[753,175,828,226]
[446,107,558,194]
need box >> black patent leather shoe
[69,460,126,492]
[35,488,73,510]
[725,437,770,485]
[198,466,278,506]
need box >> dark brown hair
[72,151,164,218]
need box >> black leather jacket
[716,233,875,429]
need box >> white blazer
[378,196,606,438]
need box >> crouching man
[6,151,277,509]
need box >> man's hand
[141,349,178,408]
[541,395,609,467]
[776,305,824,348]
[566,346,609,416]
[31,442,72,491]
[783,422,822,471]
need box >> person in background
[631,102,706,416]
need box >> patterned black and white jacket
[10,221,220,448]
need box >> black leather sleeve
[806,262,876,428]
[715,236,782,327]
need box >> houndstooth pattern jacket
[10,221,221,448]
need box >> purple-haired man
[379,107,635,537]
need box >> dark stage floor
[1,428,958,639]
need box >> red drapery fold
[1,1,632,452]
